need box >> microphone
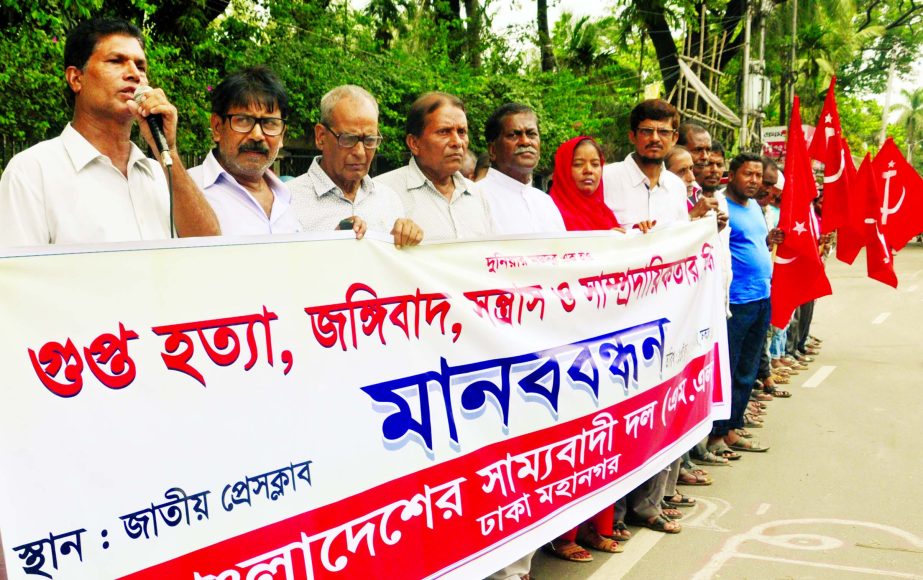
[133,85,173,167]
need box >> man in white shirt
[479,103,565,235]
[188,66,304,237]
[0,17,218,247]
[602,99,690,232]
[287,85,422,246]
[375,92,495,242]
[477,103,563,579]
[604,99,689,534]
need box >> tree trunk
[463,0,482,68]
[637,2,680,96]
[538,0,556,72]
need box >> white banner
[0,220,729,579]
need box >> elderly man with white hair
[287,84,423,246]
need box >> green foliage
[2,0,918,174]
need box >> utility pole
[740,0,752,151]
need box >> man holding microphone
[0,17,219,246]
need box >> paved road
[530,242,923,580]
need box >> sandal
[577,524,624,553]
[743,414,764,428]
[545,540,593,562]
[604,520,632,542]
[766,387,792,398]
[660,505,684,520]
[663,493,696,507]
[728,438,770,452]
[751,392,773,402]
[695,449,730,466]
[707,442,742,460]
[735,428,754,438]
[629,514,681,533]
[677,468,712,485]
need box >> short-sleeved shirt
[602,154,689,227]
[188,150,303,236]
[374,157,496,242]
[0,123,169,246]
[727,197,772,304]
[287,157,404,234]
[480,168,565,234]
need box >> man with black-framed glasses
[602,99,690,233]
[288,85,423,247]
[189,66,306,236]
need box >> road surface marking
[756,503,771,515]
[911,269,921,280]
[691,518,923,580]
[729,553,923,578]
[683,496,732,531]
[802,365,835,389]
[905,284,919,292]
[586,528,664,580]
[872,312,891,324]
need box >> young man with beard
[601,99,689,534]
[602,99,688,233]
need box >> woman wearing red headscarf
[543,137,627,563]
[550,136,622,232]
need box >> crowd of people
[0,17,831,580]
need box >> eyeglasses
[324,125,384,149]
[223,114,286,136]
[635,127,677,139]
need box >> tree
[892,87,923,163]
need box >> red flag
[827,138,866,264]
[872,138,923,251]
[807,76,841,162]
[771,96,833,328]
[855,154,898,287]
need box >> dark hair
[761,155,779,171]
[677,123,707,146]
[629,99,680,132]
[664,145,690,166]
[406,92,465,137]
[484,102,536,142]
[728,152,762,173]
[64,18,144,106]
[211,66,290,119]
[710,139,726,156]
[573,137,604,160]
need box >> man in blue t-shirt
[707,153,784,458]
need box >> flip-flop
[728,438,770,452]
[707,442,742,460]
[767,388,792,398]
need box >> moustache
[514,146,538,155]
[239,142,270,154]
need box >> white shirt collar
[61,123,153,177]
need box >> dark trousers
[712,298,771,437]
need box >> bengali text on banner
[0,219,729,579]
